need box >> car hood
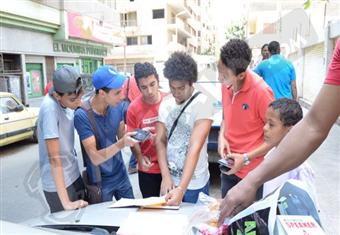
[2,220,78,234]
[24,202,205,233]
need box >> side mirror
[15,105,24,112]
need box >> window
[127,37,138,45]
[152,9,164,19]
[0,97,19,114]
[120,11,137,26]
[263,23,276,34]
[140,35,152,45]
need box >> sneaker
[128,167,137,174]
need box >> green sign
[53,41,108,56]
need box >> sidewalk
[306,123,340,234]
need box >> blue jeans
[129,153,137,168]
[101,179,134,201]
[182,181,209,203]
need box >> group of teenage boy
[38,38,317,216]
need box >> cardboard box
[276,215,326,235]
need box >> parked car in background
[194,63,222,163]
[0,92,39,147]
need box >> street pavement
[0,98,339,234]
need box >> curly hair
[163,52,197,83]
[269,98,303,127]
[220,39,252,75]
[134,62,159,81]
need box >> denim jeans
[129,153,137,168]
[101,178,134,202]
[182,181,210,203]
[221,173,263,200]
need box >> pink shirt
[325,39,340,85]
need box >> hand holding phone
[218,158,232,173]
[131,129,151,142]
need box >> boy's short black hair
[261,43,269,50]
[269,98,303,127]
[95,87,111,95]
[134,62,159,83]
[268,41,280,55]
[163,52,197,83]
[220,39,252,75]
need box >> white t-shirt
[158,90,214,189]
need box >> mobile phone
[218,159,231,172]
[131,129,151,142]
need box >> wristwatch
[243,153,250,166]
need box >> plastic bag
[188,193,228,235]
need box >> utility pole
[123,19,127,75]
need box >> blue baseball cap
[92,65,126,90]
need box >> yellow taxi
[0,92,39,147]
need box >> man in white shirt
[156,52,214,205]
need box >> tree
[225,18,247,40]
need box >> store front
[0,53,23,100]
[1,7,118,102]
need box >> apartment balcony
[167,0,190,15]
[167,17,191,38]
[120,19,140,33]
[168,40,186,52]
[187,37,198,48]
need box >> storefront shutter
[302,43,325,103]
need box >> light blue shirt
[254,54,296,99]
[38,95,80,192]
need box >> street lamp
[175,10,187,49]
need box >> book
[109,196,180,210]
[276,215,326,235]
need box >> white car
[23,202,205,234]
[0,92,39,147]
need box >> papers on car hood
[109,196,180,210]
[117,212,188,235]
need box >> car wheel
[32,125,38,143]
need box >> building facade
[0,0,121,103]
[246,0,340,105]
[105,0,216,75]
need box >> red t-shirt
[325,39,340,85]
[44,81,53,96]
[122,76,141,101]
[126,92,168,173]
[222,70,274,179]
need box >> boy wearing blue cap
[38,65,88,213]
[74,65,138,202]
